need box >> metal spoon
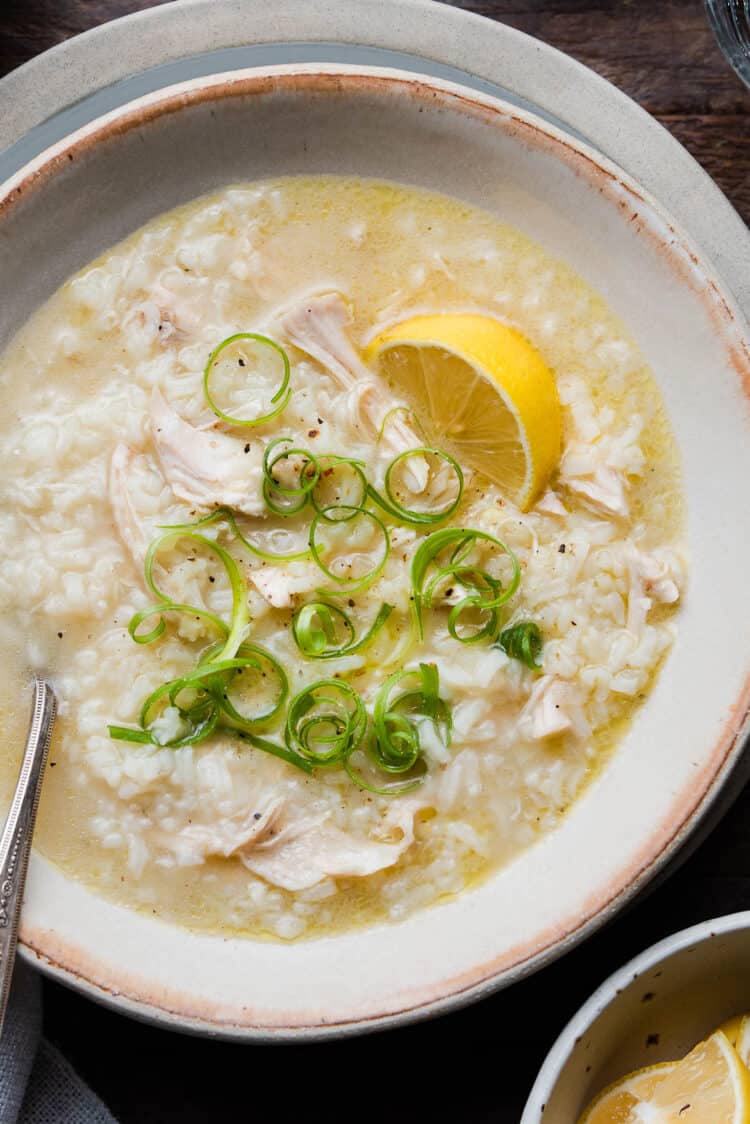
[0,677,56,1037]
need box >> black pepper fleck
[57,632,63,639]
[646,1033,660,1047]
[558,544,566,553]
[244,443,251,454]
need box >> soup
[0,177,684,940]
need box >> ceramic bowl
[522,911,750,1122]
[2,65,750,1039]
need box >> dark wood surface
[1,2,749,1121]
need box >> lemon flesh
[579,1032,750,1124]
[368,313,561,510]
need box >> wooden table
[1,3,749,1120]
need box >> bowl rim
[520,910,750,1122]
[3,62,750,1040]
[1,0,749,317]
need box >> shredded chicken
[629,547,681,605]
[250,565,319,609]
[240,798,425,891]
[521,676,574,740]
[626,547,681,634]
[151,389,265,516]
[278,291,428,490]
[158,795,424,891]
[109,444,149,568]
[156,797,285,867]
[535,489,568,518]
[561,464,628,519]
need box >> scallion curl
[411,527,520,642]
[159,507,311,563]
[285,679,367,766]
[368,447,464,526]
[346,662,450,795]
[138,529,249,662]
[292,601,393,660]
[262,437,321,516]
[309,505,390,594]
[204,333,291,427]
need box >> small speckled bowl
[1,64,750,1038]
[522,911,750,1122]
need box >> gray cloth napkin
[0,962,117,1124]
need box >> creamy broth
[0,177,684,939]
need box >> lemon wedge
[720,1014,747,1051]
[736,1016,750,1068]
[579,1062,677,1123]
[367,313,561,510]
[579,1032,750,1123]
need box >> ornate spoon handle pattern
[0,677,56,1037]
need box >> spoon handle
[0,677,56,1036]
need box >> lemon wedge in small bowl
[367,312,562,510]
[579,1032,750,1124]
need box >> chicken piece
[156,798,285,867]
[563,467,628,520]
[521,676,573,740]
[535,489,568,518]
[250,565,319,609]
[241,799,424,892]
[628,547,681,605]
[109,444,149,569]
[151,389,265,516]
[279,292,428,490]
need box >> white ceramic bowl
[2,64,750,1039]
[522,911,750,1122]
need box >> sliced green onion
[497,621,543,669]
[160,507,311,563]
[236,730,314,774]
[140,529,249,662]
[292,601,393,660]
[346,662,450,795]
[262,437,320,516]
[285,680,367,766]
[128,602,228,646]
[309,505,390,594]
[199,639,289,725]
[310,456,368,513]
[368,447,464,526]
[411,527,520,642]
[204,333,291,427]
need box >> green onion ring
[411,527,520,641]
[262,437,321,516]
[368,447,464,526]
[142,529,249,662]
[203,333,291,427]
[310,456,369,514]
[285,679,367,766]
[160,507,311,563]
[292,601,393,660]
[309,505,390,594]
[347,662,450,795]
[199,639,289,725]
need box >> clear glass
[706,0,750,87]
